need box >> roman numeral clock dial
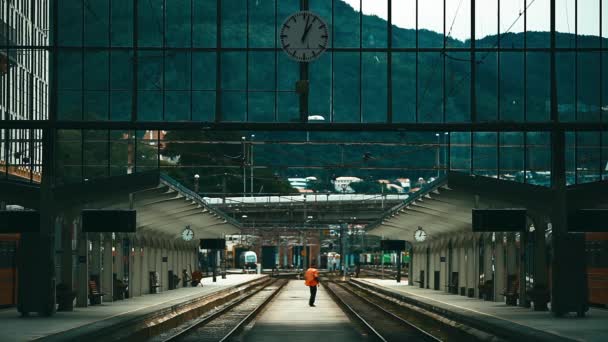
[280,11,329,63]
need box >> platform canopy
[366,172,554,243]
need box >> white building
[0,0,49,182]
[333,176,362,193]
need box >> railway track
[154,278,288,342]
[324,281,442,342]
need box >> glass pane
[192,52,217,90]
[526,52,550,122]
[526,0,550,48]
[556,0,575,47]
[109,131,133,176]
[476,0,497,47]
[499,132,524,182]
[249,92,275,122]
[249,0,276,48]
[526,132,551,186]
[57,91,82,121]
[277,54,298,122]
[417,52,443,122]
[193,0,217,47]
[84,51,109,91]
[566,131,576,185]
[445,52,470,122]
[557,52,575,122]
[137,91,162,121]
[473,132,497,178]
[222,0,247,47]
[84,0,109,47]
[499,52,524,122]
[84,91,109,121]
[138,51,163,91]
[192,91,215,121]
[222,91,246,121]
[249,52,275,91]
[362,0,387,48]
[577,52,601,122]
[58,50,82,90]
[333,52,360,122]
[110,91,132,121]
[392,52,416,123]
[111,0,134,47]
[577,132,602,184]
[137,0,163,47]
[362,52,386,123]
[136,131,159,172]
[83,130,109,179]
[450,132,471,173]
[58,1,83,46]
[500,0,524,48]
[165,51,191,90]
[578,0,600,48]
[334,0,360,47]
[56,130,82,184]
[309,53,331,120]
[391,0,415,48]
[221,52,246,90]
[419,0,444,47]
[110,50,133,90]
[446,0,470,47]
[165,91,191,121]
[166,0,191,47]
[602,132,608,180]
[476,52,498,121]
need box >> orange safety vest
[304,267,319,286]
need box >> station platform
[353,278,608,342]
[0,274,265,342]
[242,280,365,342]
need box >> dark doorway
[261,246,277,269]
[434,271,440,290]
[419,270,425,288]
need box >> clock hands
[301,15,313,43]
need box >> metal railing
[159,173,241,228]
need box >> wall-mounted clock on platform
[280,11,329,63]
[414,226,427,242]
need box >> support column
[161,244,168,292]
[141,242,149,295]
[494,235,506,302]
[519,230,530,308]
[102,234,113,302]
[75,222,88,307]
[131,238,140,298]
[532,219,549,310]
[60,215,73,291]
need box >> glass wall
[40,0,608,124]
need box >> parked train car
[587,233,608,306]
[240,251,257,269]
[0,234,19,307]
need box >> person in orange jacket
[304,261,320,307]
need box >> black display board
[568,209,608,232]
[81,209,137,232]
[200,238,226,250]
[0,210,39,233]
[381,239,406,251]
[472,209,527,232]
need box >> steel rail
[342,281,442,342]
[161,278,287,342]
[322,282,388,342]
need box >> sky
[340,0,606,42]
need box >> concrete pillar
[60,215,73,290]
[161,245,168,292]
[458,245,466,292]
[140,242,148,295]
[75,224,89,307]
[155,245,162,292]
[534,221,548,289]
[131,239,140,298]
[494,235,506,302]
[519,231,529,307]
[102,235,113,302]
[467,240,476,297]
[115,238,123,282]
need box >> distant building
[333,176,362,193]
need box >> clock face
[414,229,427,242]
[182,228,194,241]
[280,11,329,62]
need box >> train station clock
[414,226,427,242]
[280,11,329,63]
[181,226,194,241]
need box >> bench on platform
[502,276,519,306]
[88,280,105,305]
